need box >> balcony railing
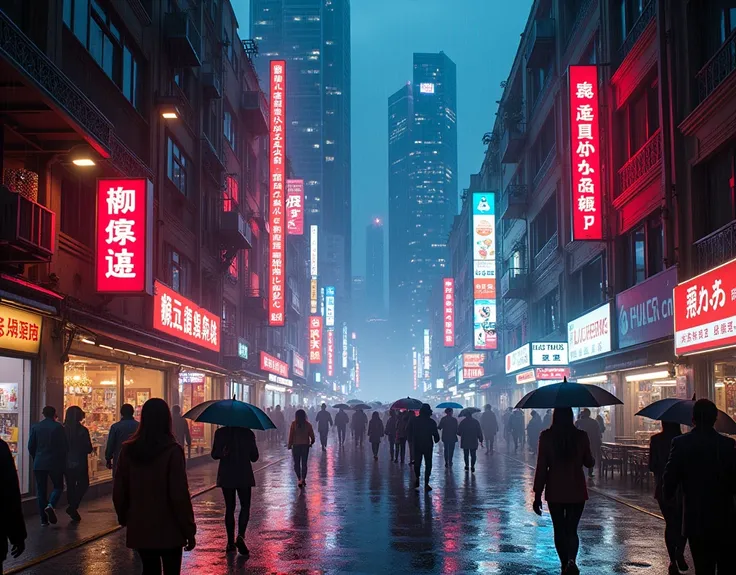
[696,29,736,104]
[501,268,529,300]
[241,90,270,136]
[694,220,736,275]
[533,144,556,190]
[164,11,202,68]
[564,0,594,51]
[618,1,655,62]
[501,122,527,164]
[526,19,555,68]
[0,186,55,262]
[500,184,528,220]
[617,129,662,196]
[534,231,558,271]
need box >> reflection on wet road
[17,440,673,574]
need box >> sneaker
[45,505,57,525]
[226,542,237,553]
[465,465,469,471]
[425,483,432,491]
[676,556,689,572]
[235,536,249,557]
[471,467,475,473]
[69,510,82,522]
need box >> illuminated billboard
[471,192,497,350]
[325,286,335,327]
[443,278,454,347]
[269,60,286,325]
[286,179,304,235]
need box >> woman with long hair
[63,405,93,522]
[287,409,315,488]
[113,398,196,575]
[532,407,594,575]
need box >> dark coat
[335,411,349,429]
[396,414,411,440]
[409,414,439,453]
[113,441,196,550]
[510,411,524,437]
[105,417,139,473]
[663,427,736,538]
[576,415,602,452]
[457,417,484,450]
[533,428,595,504]
[351,411,368,432]
[172,415,191,447]
[315,410,333,432]
[28,417,67,471]
[438,415,459,443]
[384,415,398,439]
[211,427,259,488]
[526,415,544,450]
[368,417,384,443]
[648,429,680,502]
[64,423,93,471]
[0,438,26,562]
[480,411,498,436]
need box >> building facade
[365,218,385,319]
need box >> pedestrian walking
[105,404,138,477]
[211,426,259,557]
[595,411,606,437]
[406,410,417,464]
[457,412,483,472]
[171,405,192,457]
[335,408,349,446]
[649,421,687,575]
[395,411,409,464]
[288,409,315,488]
[438,408,459,468]
[663,399,736,574]
[351,409,368,448]
[315,404,333,451]
[503,407,512,448]
[527,410,544,455]
[113,398,196,575]
[575,409,601,477]
[408,404,439,491]
[28,405,67,525]
[510,409,524,453]
[542,409,553,429]
[63,406,93,522]
[384,410,398,461]
[1,437,26,575]
[532,407,595,575]
[480,405,498,455]
[368,412,385,460]
[273,406,286,444]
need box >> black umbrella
[515,378,623,409]
[636,398,736,434]
[333,403,350,410]
[459,407,480,418]
[391,397,423,411]
[350,403,373,410]
[347,399,363,405]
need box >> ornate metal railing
[534,231,558,271]
[617,129,661,195]
[696,29,736,104]
[533,144,556,190]
[108,134,153,179]
[618,1,655,62]
[564,0,594,51]
[694,220,736,275]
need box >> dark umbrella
[333,403,350,410]
[436,402,464,409]
[350,403,373,411]
[515,378,623,409]
[370,401,384,407]
[347,399,363,405]
[391,397,424,411]
[183,398,276,430]
[636,398,736,434]
[459,407,481,417]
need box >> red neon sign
[96,178,153,294]
[309,316,323,364]
[260,351,289,378]
[152,281,220,352]
[286,179,304,235]
[327,328,335,377]
[269,60,286,326]
[569,65,603,241]
[443,278,454,347]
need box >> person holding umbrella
[351,408,368,448]
[315,404,333,452]
[532,407,595,575]
[480,405,498,455]
[438,408,459,468]
[457,409,483,473]
[334,406,349,446]
[409,404,439,491]
[395,411,409,464]
[368,412,385,460]
[288,409,315,488]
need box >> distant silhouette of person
[212,426,259,557]
[663,399,736,575]
[526,410,544,455]
[105,404,138,477]
[1,437,26,573]
[409,404,439,491]
[649,421,687,575]
[384,410,398,461]
[438,408,459,468]
[510,409,524,453]
[113,398,196,575]
[273,406,286,444]
[542,409,553,429]
[457,412,483,472]
[28,405,67,525]
[171,405,191,456]
[368,412,385,460]
[63,406,93,522]
[315,404,333,451]
[503,408,513,447]
[533,407,595,575]
[351,409,368,447]
[288,409,315,488]
[335,408,349,446]
[575,409,601,477]
[406,410,417,464]
[480,405,499,455]
[395,411,410,464]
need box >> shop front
[260,352,292,408]
[505,341,570,413]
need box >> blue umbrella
[636,398,736,434]
[183,398,276,430]
[515,378,623,409]
[436,402,463,409]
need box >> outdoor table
[602,442,648,477]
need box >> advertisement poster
[472,192,497,350]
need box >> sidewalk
[5,445,288,574]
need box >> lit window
[167,137,188,196]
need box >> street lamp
[69,145,96,167]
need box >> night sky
[233,0,532,278]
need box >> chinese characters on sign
[269,60,287,326]
[412,349,418,390]
[443,278,455,347]
[530,343,569,366]
[462,352,485,380]
[327,328,335,377]
[308,316,323,364]
[505,344,531,374]
[260,351,289,379]
[569,65,603,240]
[325,286,336,327]
[674,258,736,355]
[471,192,497,350]
[0,304,42,354]
[286,179,304,235]
[96,179,152,294]
[292,351,305,378]
[152,281,220,352]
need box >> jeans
[292,445,310,480]
[222,487,252,542]
[388,439,396,460]
[371,442,380,457]
[547,502,585,567]
[396,439,406,462]
[414,448,433,484]
[337,426,346,444]
[689,534,734,574]
[137,548,183,575]
[463,448,477,469]
[34,469,64,519]
[657,498,685,563]
[443,441,456,465]
[319,430,329,448]
[65,466,89,512]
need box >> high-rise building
[365,219,385,318]
[250,0,351,298]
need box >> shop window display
[631,377,680,440]
[0,356,31,493]
[714,361,736,421]
[179,371,212,455]
[124,365,165,419]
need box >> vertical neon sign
[269,60,286,325]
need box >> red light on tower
[269,60,287,326]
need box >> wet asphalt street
[15,438,675,574]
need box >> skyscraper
[388,53,458,346]
[250,0,351,298]
[365,219,385,318]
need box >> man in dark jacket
[663,399,736,575]
[351,409,368,447]
[171,405,192,455]
[28,405,67,525]
[105,404,138,477]
[1,437,26,573]
[510,409,524,453]
[438,408,459,468]
[480,405,499,455]
[384,410,398,462]
[315,404,333,451]
[409,404,440,490]
[335,408,349,446]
